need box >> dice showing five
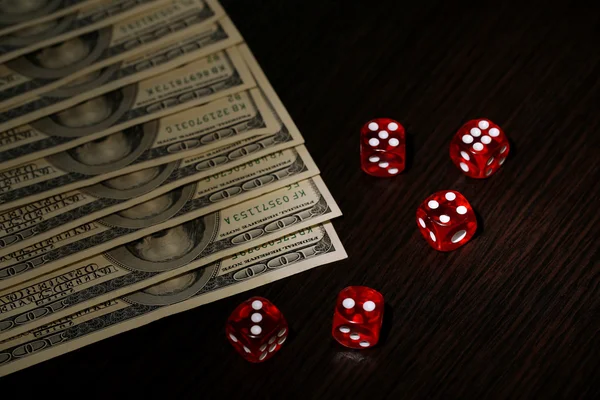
[450,119,510,178]
[331,286,384,349]
[360,118,406,177]
[416,190,477,251]
[226,297,288,362]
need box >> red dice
[332,286,384,349]
[416,190,477,251]
[360,118,406,177]
[226,297,288,362]
[449,118,510,178]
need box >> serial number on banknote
[144,53,226,98]
[164,100,249,135]
[223,188,308,225]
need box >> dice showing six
[332,286,384,349]
[226,297,288,362]
[360,118,406,177]
[449,119,510,178]
[416,190,477,251]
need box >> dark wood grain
[3,0,599,398]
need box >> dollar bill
[0,47,256,205]
[0,124,302,261]
[0,58,307,260]
[0,222,347,376]
[0,43,293,249]
[0,0,174,64]
[0,44,251,154]
[0,88,275,214]
[0,1,104,37]
[0,145,319,289]
[0,0,225,119]
[0,18,243,124]
[0,176,342,342]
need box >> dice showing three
[332,286,384,349]
[450,119,510,178]
[226,297,288,362]
[416,190,477,251]
[360,118,406,177]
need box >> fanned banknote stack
[0,0,347,376]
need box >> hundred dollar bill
[0,47,255,206]
[0,88,275,214]
[0,176,343,341]
[0,0,173,64]
[0,62,306,261]
[0,1,105,37]
[0,0,225,121]
[0,145,319,289]
[0,42,250,154]
[0,17,243,124]
[0,125,302,263]
[0,222,347,376]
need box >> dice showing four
[360,118,406,177]
[449,119,510,178]
[331,286,384,349]
[416,190,477,251]
[226,297,288,362]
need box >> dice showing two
[332,286,384,349]
[227,287,385,362]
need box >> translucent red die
[360,118,405,177]
[449,118,510,178]
[416,190,477,251]
[226,297,288,362]
[332,286,384,349]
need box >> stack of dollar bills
[0,0,347,376]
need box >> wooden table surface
[4,1,599,398]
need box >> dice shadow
[377,303,394,347]
[507,137,517,159]
[404,131,414,172]
[473,209,485,241]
